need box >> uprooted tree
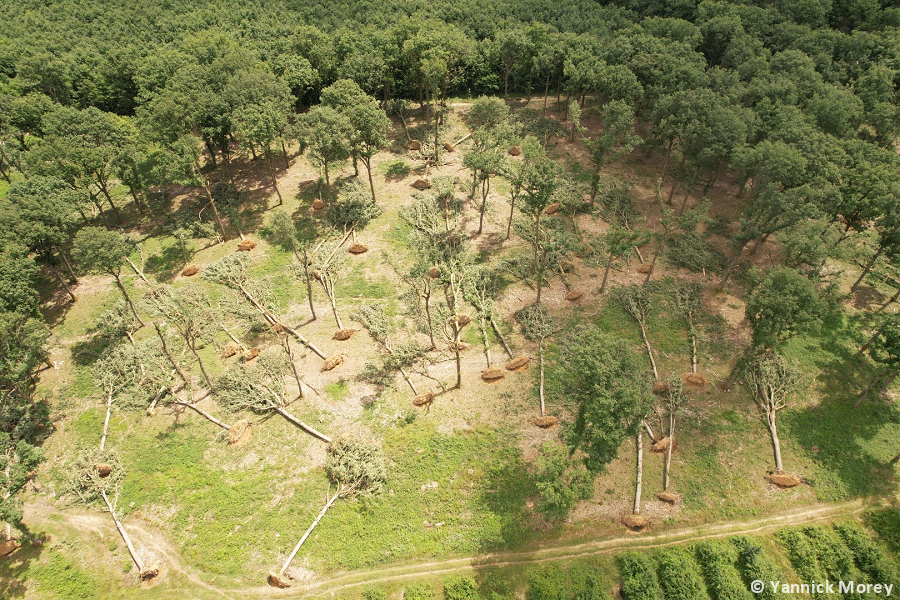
[270,438,386,587]
[354,303,428,397]
[746,353,800,474]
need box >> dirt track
[24,493,898,598]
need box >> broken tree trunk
[274,407,332,443]
[279,488,340,578]
[634,429,643,514]
[100,490,146,575]
[99,389,114,452]
[480,316,492,368]
[767,409,783,472]
[490,316,514,359]
[638,320,659,380]
[664,408,674,490]
[172,400,231,430]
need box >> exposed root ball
[322,354,344,371]
[181,265,200,277]
[333,329,357,341]
[409,140,421,151]
[444,142,455,152]
[481,368,505,382]
[765,471,801,488]
[505,356,530,371]
[582,193,593,203]
[311,269,323,282]
[637,263,652,274]
[412,179,431,190]
[242,347,261,362]
[413,392,434,407]
[653,381,669,395]
[508,146,522,156]
[544,202,560,215]
[268,571,292,588]
[222,344,240,359]
[271,322,285,334]
[96,464,112,478]
[429,266,441,278]
[683,373,708,388]
[651,437,675,454]
[140,567,160,581]
[450,341,471,352]
[451,314,471,327]
[622,514,651,531]
[533,415,558,428]
[348,243,368,255]
[228,419,253,447]
[236,239,257,252]
[0,540,20,557]
[312,199,326,210]
[565,290,584,302]
[656,491,680,505]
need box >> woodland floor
[4,95,900,598]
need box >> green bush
[363,589,389,600]
[528,564,612,600]
[776,528,829,600]
[730,536,786,600]
[656,547,711,600]
[866,509,900,556]
[834,522,900,586]
[801,526,866,600]
[619,551,664,600]
[445,576,481,600]
[694,540,753,600]
[404,583,434,600]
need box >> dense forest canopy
[2,0,900,595]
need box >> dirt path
[24,493,897,598]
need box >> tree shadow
[474,454,539,553]
[0,531,49,599]
[781,313,900,500]
[852,285,885,310]
[69,333,114,367]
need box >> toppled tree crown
[325,438,387,496]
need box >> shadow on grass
[475,454,539,553]
[781,312,900,501]
[0,531,49,599]
[144,242,188,283]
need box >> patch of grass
[29,550,105,600]
[324,380,350,402]
[340,264,396,301]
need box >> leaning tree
[73,227,144,327]
[270,438,386,587]
[746,353,800,473]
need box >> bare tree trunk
[279,489,339,576]
[539,338,545,416]
[491,317,514,358]
[274,407,332,443]
[48,261,77,303]
[202,179,228,244]
[664,408,674,490]
[281,335,304,399]
[688,311,697,374]
[638,320,659,380]
[172,400,231,430]
[477,177,490,235]
[154,322,189,385]
[220,323,247,351]
[424,283,436,350]
[57,247,78,283]
[506,194,516,241]
[186,339,213,391]
[878,286,900,312]
[298,249,317,321]
[114,274,144,328]
[851,244,884,293]
[600,256,614,293]
[480,316,492,368]
[634,429,643,514]
[768,410,783,471]
[322,275,343,329]
[364,158,376,202]
[100,490,146,575]
[124,257,151,287]
[100,389,114,452]
[323,160,331,203]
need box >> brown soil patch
[228,419,253,447]
[506,356,530,371]
[544,202,560,215]
[412,179,431,190]
[312,199,326,210]
[181,265,200,277]
[653,381,669,395]
[242,347,261,362]
[508,146,522,156]
[413,392,434,407]
[268,571,291,588]
[333,329,357,341]
[565,290,584,302]
[656,491,680,505]
[683,373,708,388]
[236,239,257,252]
[322,355,344,372]
[96,463,112,478]
[481,368,506,382]
[765,471,802,488]
[222,344,240,359]
[348,243,369,255]
[0,540,20,557]
[622,514,651,531]
[533,415,559,428]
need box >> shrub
[404,583,434,600]
[730,536,785,600]
[445,576,481,600]
[363,589,388,600]
[528,564,612,600]
[775,528,829,600]
[656,547,711,600]
[618,551,664,600]
[694,540,752,600]
[834,521,900,584]
[801,526,865,599]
